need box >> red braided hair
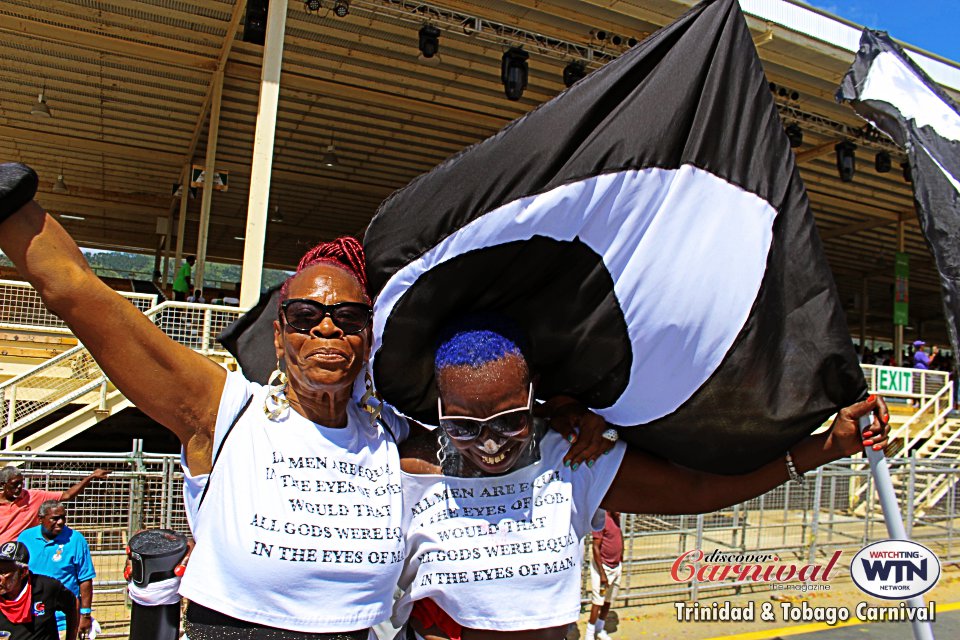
[279,236,369,306]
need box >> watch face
[130,552,144,585]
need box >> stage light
[53,174,69,194]
[628,37,638,47]
[418,25,440,59]
[304,0,321,12]
[902,161,912,183]
[333,0,349,17]
[785,123,803,148]
[270,205,284,223]
[321,133,339,168]
[835,141,856,183]
[611,35,623,46]
[595,31,607,41]
[243,0,268,45]
[562,61,586,88]
[874,151,891,173]
[501,47,529,101]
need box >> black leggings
[184,603,369,640]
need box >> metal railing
[0,279,156,333]
[2,449,956,636]
[861,363,950,405]
[844,369,956,511]
[608,457,960,606]
[2,448,187,638]
[0,301,244,447]
[891,381,955,453]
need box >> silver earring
[527,422,541,461]
[264,360,289,421]
[437,429,448,467]
[360,365,383,426]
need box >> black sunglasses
[280,299,372,335]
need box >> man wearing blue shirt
[18,501,94,638]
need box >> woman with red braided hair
[0,164,610,639]
[0,164,411,639]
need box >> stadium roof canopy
[1,0,959,346]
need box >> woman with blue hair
[395,318,889,640]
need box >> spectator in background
[913,340,931,370]
[0,541,78,640]
[222,283,240,306]
[186,289,205,304]
[172,256,195,302]
[0,467,111,543]
[18,501,95,638]
[929,345,945,371]
[586,510,623,640]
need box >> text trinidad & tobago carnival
[669,548,938,625]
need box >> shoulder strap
[196,394,253,510]
[377,415,396,442]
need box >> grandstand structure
[0,0,958,351]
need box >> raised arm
[61,469,111,502]
[601,396,889,514]
[0,168,225,473]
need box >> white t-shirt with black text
[395,431,627,630]
[181,371,409,633]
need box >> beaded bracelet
[785,450,804,486]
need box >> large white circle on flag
[372,164,777,426]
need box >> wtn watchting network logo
[850,540,941,600]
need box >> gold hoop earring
[360,366,383,425]
[264,360,289,421]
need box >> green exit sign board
[876,368,913,394]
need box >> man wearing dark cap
[0,541,78,640]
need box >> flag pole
[858,415,935,640]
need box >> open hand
[538,396,616,468]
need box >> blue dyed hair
[434,315,530,372]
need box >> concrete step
[0,331,81,383]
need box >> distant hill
[0,250,290,290]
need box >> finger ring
[601,428,619,443]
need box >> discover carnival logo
[850,540,941,600]
[671,548,841,587]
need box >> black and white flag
[364,0,864,473]
[838,30,960,368]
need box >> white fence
[0,279,156,332]
[0,299,244,447]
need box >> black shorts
[184,603,369,640]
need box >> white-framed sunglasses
[438,382,534,442]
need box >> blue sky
[805,1,960,62]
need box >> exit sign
[876,368,913,394]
